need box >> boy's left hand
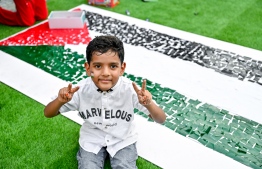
[132,80,152,106]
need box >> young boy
[44,35,166,169]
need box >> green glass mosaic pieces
[0,46,87,84]
[1,45,261,168]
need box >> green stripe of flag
[1,45,261,168]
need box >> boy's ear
[120,62,126,75]
[84,62,91,76]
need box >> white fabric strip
[1,4,261,169]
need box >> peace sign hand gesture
[58,83,80,103]
[132,79,152,106]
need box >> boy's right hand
[58,83,79,103]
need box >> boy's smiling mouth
[99,79,112,83]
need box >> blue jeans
[76,143,138,169]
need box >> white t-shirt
[59,76,150,157]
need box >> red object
[0,0,48,26]
[0,21,91,46]
[88,0,119,8]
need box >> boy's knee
[76,147,106,169]
[111,159,137,169]
[110,143,138,169]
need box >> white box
[48,11,86,29]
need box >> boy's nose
[102,67,110,76]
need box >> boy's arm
[144,101,166,124]
[132,80,166,124]
[44,83,79,118]
[44,98,64,118]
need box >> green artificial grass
[0,83,161,169]
[0,82,79,168]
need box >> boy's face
[84,50,126,91]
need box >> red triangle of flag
[0,20,91,46]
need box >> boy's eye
[111,65,118,69]
[94,65,101,69]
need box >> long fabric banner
[1,4,261,169]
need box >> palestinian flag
[1,4,261,169]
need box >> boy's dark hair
[86,35,124,64]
